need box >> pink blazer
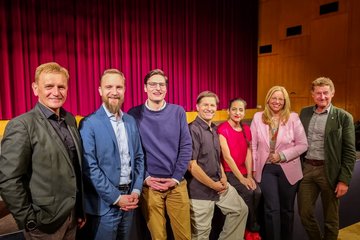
[250,112,308,185]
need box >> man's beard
[103,96,122,114]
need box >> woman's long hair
[262,86,291,126]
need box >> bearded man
[78,69,145,240]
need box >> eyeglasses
[147,82,167,88]
[270,97,285,102]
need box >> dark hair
[144,69,168,84]
[228,97,250,148]
[228,97,247,110]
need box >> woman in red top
[218,98,262,240]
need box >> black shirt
[38,103,77,162]
[187,116,221,201]
[37,103,81,194]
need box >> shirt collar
[145,100,167,111]
[37,102,65,121]
[102,103,123,121]
[195,116,215,131]
[312,103,332,114]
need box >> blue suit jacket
[79,106,145,216]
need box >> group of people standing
[0,61,357,240]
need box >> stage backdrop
[0,0,258,119]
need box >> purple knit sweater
[128,103,192,181]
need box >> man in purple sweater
[128,69,192,240]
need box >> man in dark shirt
[187,91,248,240]
[0,62,85,240]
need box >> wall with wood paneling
[258,0,360,121]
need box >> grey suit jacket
[300,105,356,189]
[0,103,84,233]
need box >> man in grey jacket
[0,62,85,239]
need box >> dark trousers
[226,171,262,231]
[259,164,298,240]
[298,163,339,240]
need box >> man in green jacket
[298,77,356,240]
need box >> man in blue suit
[78,69,145,240]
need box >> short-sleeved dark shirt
[187,116,221,201]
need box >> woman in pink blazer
[250,86,308,240]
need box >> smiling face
[268,90,285,114]
[312,85,334,112]
[228,100,246,124]
[197,96,217,124]
[144,74,167,105]
[32,72,68,115]
[99,73,125,115]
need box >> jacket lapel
[96,106,118,148]
[64,114,83,167]
[123,115,134,171]
[275,122,284,149]
[299,107,312,137]
[34,105,72,166]
[325,107,337,135]
[260,122,270,148]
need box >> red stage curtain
[0,0,258,119]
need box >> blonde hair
[35,62,69,83]
[100,69,125,84]
[262,86,291,125]
[312,77,335,93]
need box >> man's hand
[144,177,177,191]
[335,181,349,198]
[130,192,139,201]
[117,195,139,211]
[158,178,177,189]
[212,181,227,194]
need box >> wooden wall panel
[279,0,311,39]
[278,55,310,96]
[258,0,360,120]
[290,96,311,114]
[348,0,360,67]
[347,67,360,122]
[309,13,348,109]
[257,55,280,108]
[258,0,280,50]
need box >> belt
[304,158,324,166]
[118,184,130,191]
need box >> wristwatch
[26,220,37,231]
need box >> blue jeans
[78,190,134,240]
